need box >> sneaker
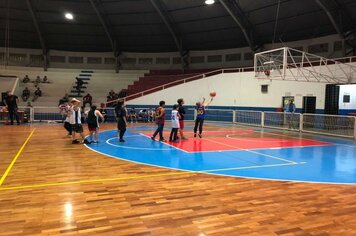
[160,139,166,142]
[198,134,202,138]
[194,133,196,138]
[151,136,155,141]
[92,140,99,144]
[84,139,91,144]
[72,139,80,144]
[181,136,188,140]
[119,139,125,142]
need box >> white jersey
[68,107,82,125]
[171,110,180,128]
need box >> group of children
[61,95,214,145]
[150,96,213,143]
[61,98,104,144]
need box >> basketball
[210,91,216,97]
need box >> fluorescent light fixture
[65,12,74,20]
[263,61,274,65]
[205,0,215,5]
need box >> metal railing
[1,106,355,139]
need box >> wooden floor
[1,124,356,236]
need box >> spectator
[32,87,42,102]
[4,91,20,125]
[148,108,155,123]
[59,93,69,105]
[75,77,84,95]
[108,89,116,98]
[42,75,49,83]
[22,87,30,101]
[83,93,93,108]
[34,76,41,87]
[129,107,138,123]
[139,109,148,122]
[23,75,30,83]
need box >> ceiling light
[65,13,74,20]
[205,0,215,5]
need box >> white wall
[127,72,326,109]
[339,84,356,109]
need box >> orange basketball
[209,91,216,97]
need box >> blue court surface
[85,124,356,184]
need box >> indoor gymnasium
[1,0,356,235]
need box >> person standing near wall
[115,99,127,142]
[285,99,296,129]
[4,91,20,125]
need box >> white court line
[203,138,297,164]
[200,162,302,173]
[106,137,172,151]
[139,133,190,153]
[225,134,289,143]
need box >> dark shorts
[71,124,83,133]
[179,120,184,129]
[88,126,98,132]
[88,123,98,130]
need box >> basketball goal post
[254,47,356,83]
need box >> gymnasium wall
[126,72,326,111]
[0,34,347,70]
[339,84,356,115]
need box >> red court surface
[145,131,332,152]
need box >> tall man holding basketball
[177,98,188,140]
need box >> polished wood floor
[1,123,356,236]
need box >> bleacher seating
[127,69,213,96]
[0,66,148,107]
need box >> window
[10,53,27,62]
[50,56,65,63]
[138,58,153,65]
[261,85,268,93]
[190,56,204,64]
[343,95,350,103]
[207,55,222,63]
[122,58,136,65]
[156,57,170,64]
[87,57,102,64]
[68,56,84,64]
[172,57,181,64]
[104,57,115,64]
[225,53,241,62]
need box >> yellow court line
[201,162,302,173]
[0,171,194,191]
[0,128,36,186]
[204,137,297,164]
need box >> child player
[85,105,104,143]
[169,104,180,142]
[193,97,213,138]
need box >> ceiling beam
[219,0,260,52]
[25,0,48,70]
[149,0,188,70]
[314,0,343,37]
[88,0,120,71]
